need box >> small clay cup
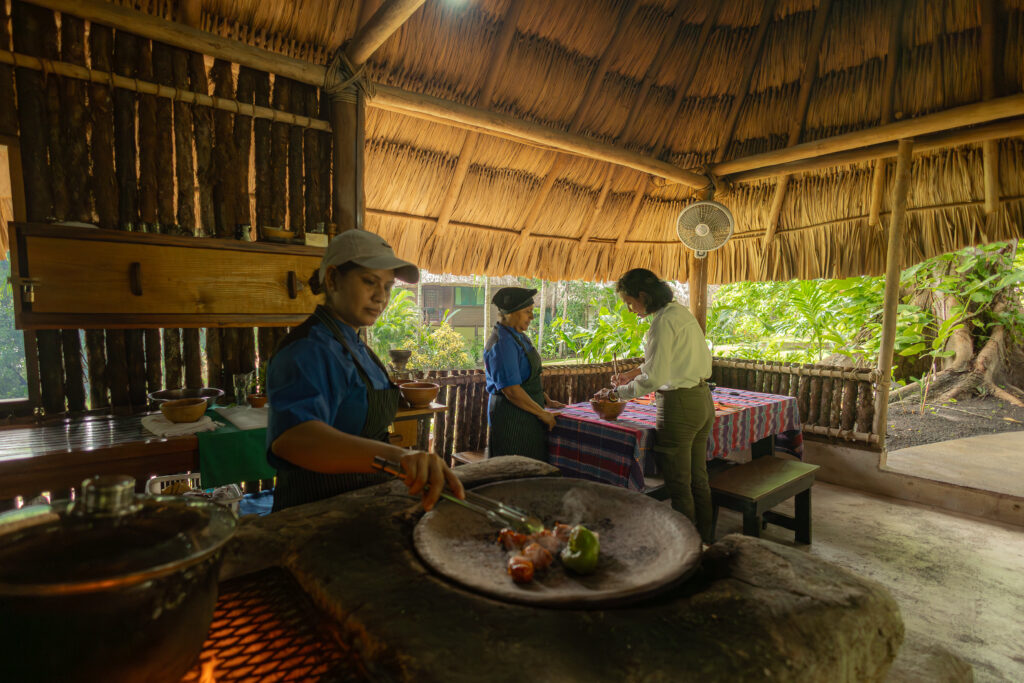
[247,394,268,408]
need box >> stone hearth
[222,457,904,681]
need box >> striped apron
[486,324,548,462]
[272,306,398,511]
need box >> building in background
[404,274,522,343]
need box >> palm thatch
[57,0,1024,282]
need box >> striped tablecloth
[548,388,803,491]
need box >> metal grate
[182,568,366,682]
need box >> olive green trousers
[654,383,715,542]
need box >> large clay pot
[0,475,236,682]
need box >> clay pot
[160,398,208,423]
[590,399,627,421]
[400,382,440,409]
[247,394,268,408]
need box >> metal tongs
[372,456,544,534]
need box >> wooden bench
[710,456,820,544]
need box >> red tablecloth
[548,388,803,491]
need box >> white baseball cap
[319,229,419,284]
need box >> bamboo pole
[253,69,273,232]
[538,280,546,355]
[430,0,524,240]
[726,116,1024,184]
[234,66,256,231]
[981,0,1001,215]
[759,0,831,276]
[210,59,239,238]
[346,0,425,65]
[688,255,708,332]
[713,0,779,165]
[868,0,907,228]
[136,41,159,230]
[288,82,307,236]
[303,86,323,232]
[518,0,642,244]
[171,47,197,233]
[873,139,915,448]
[714,94,1024,177]
[270,77,290,228]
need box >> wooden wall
[0,2,334,414]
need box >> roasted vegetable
[507,555,534,583]
[560,524,600,574]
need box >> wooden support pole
[981,0,1001,215]
[346,0,425,65]
[518,0,642,242]
[688,255,708,332]
[608,3,721,246]
[868,0,907,227]
[758,0,832,276]
[726,116,1024,184]
[431,0,524,239]
[873,139,914,449]
[714,93,1024,177]
[713,0,778,164]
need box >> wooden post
[538,280,546,355]
[868,0,906,227]
[981,0,1003,215]
[688,255,708,332]
[873,139,915,447]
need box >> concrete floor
[713,482,1024,682]
[884,432,1024,498]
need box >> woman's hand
[545,397,566,409]
[538,410,559,430]
[398,450,466,511]
[611,368,640,386]
[593,388,613,401]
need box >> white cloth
[215,405,269,431]
[615,301,712,400]
[142,414,219,437]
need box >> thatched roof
[123,0,1023,283]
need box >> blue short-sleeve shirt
[484,324,534,395]
[266,318,390,470]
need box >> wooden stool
[450,451,486,467]
[710,456,820,544]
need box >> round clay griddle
[413,478,702,608]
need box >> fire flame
[198,656,219,683]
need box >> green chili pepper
[560,524,600,574]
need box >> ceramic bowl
[148,387,224,408]
[400,382,440,408]
[590,399,627,421]
[260,226,295,241]
[247,394,268,408]
[160,398,208,423]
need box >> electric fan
[675,200,735,258]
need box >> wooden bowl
[400,382,440,409]
[260,226,295,242]
[160,398,208,423]
[590,399,627,421]
[247,394,268,408]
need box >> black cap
[492,287,537,314]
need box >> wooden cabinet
[9,222,324,328]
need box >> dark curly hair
[615,268,674,313]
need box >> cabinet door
[9,223,323,328]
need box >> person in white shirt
[595,268,715,542]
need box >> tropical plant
[369,288,420,359]
[400,321,473,370]
[554,298,649,362]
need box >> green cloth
[196,408,276,488]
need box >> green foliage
[369,288,420,359]
[0,260,29,400]
[400,321,473,370]
[552,298,650,362]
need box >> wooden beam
[518,0,642,242]
[727,115,1024,183]
[712,0,779,164]
[872,138,914,448]
[759,0,832,275]
[714,93,1024,176]
[688,254,708,332]
[431,0,524,239]
[578,0,698,244]
[0,49,330,130]
[868,0,907,227]
[981,0,1001,214]
[602,3,722,246]
[346,0,425,65]
[374,84,711,188]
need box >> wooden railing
[421,356,879,460]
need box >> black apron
[486,323,548,462]
[272,305,399,511]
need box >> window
[454,286,484,306]
[0,140,33,409]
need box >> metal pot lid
[0,475,236,595]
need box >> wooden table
[0,403,448,506]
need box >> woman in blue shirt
[267,229,464,511]
[484,287,563,461]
